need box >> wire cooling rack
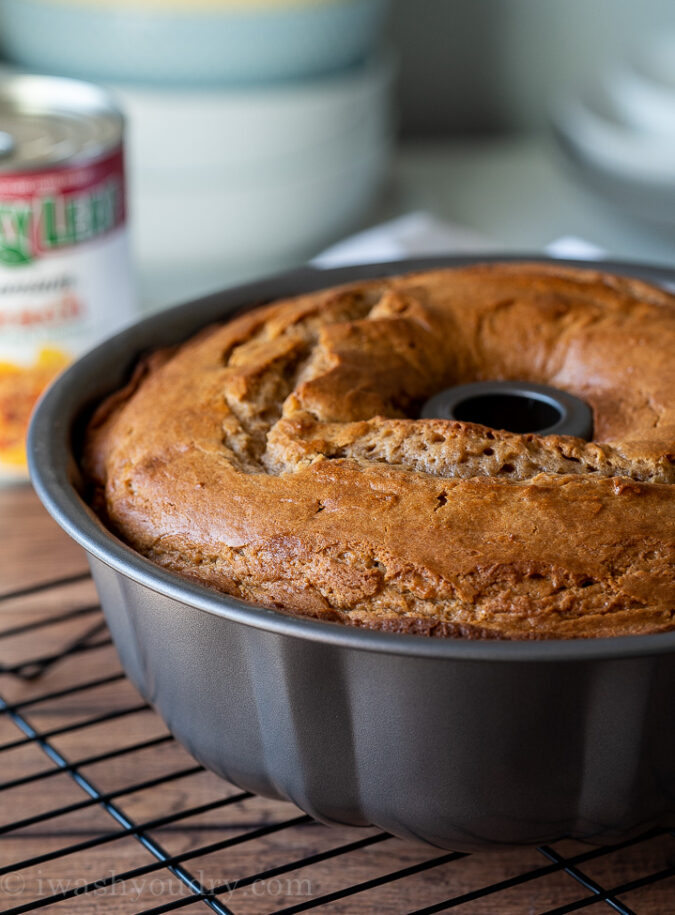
[1,570,674,915]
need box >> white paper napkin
[314,211,606,268]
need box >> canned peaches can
[0,74,136,482]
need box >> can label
[0,147,136,480]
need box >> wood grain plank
[0,485,89,595]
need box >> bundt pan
[28,256,675,850]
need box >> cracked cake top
[83,263,675,639]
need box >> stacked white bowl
[551,34,675,230]
[0,0,393,306]
[116,53,394,306]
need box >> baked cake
[83,263,675,639]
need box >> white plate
[551,91,675,228]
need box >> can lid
[0,74,123,173]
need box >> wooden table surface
[0,484,673,915]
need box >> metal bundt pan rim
[28,254,675,664]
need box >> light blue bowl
[0,0,390,86]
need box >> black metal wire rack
[1,571,674,915]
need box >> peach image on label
[0,347,70,470]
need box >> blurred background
[2,0,675,310]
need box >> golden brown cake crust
[83,263,675,639]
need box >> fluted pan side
[91,556,675,850]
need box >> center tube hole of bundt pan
[421,381,594,439]
[453,392,561,434]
